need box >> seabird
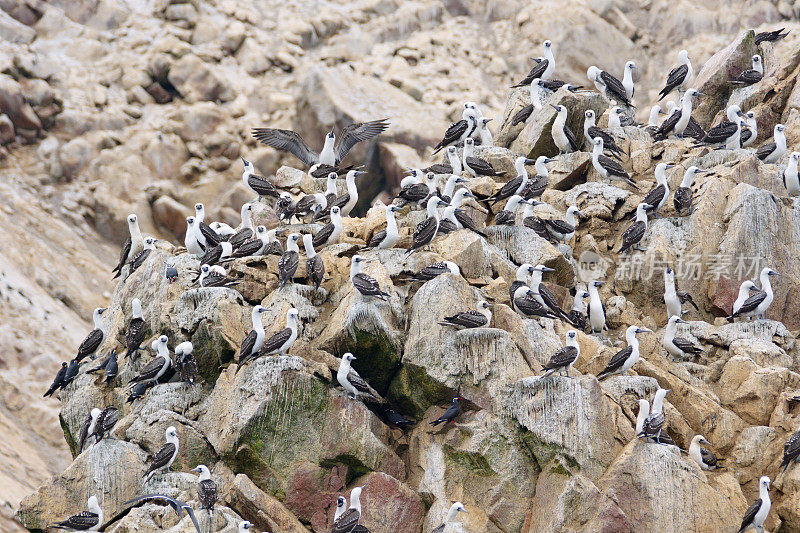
[238,305,266,366]
[351,255,390,300]
[254,307,299,358]
[123,495,200,533]
[124,298,147,361]
[510,79,548,125]
[522,156,553,199]
[756,124,787,163]
[399,261,460,282]
[337,353,384,403]
[422,146,462,175]
[87,348,116,377]
[165,262,179,283]
[430,397,462,426]
[663,316,703,360]
[50,495,103,531]
[252,119,389,169]
[622,60,637,100]
[185,216,206,256]
[193,203,220,249]
[432,502,468,533]
[590,66,633,107]
[126,381,151,403]
[511,40,556,87]
[755,28,789,44]
[638,387,669,442]
[432,109,477,154]
[784,151,800,196]
[641,163,675,217]
[197,264,238,288]
[295,192,327,222]
[644,104,663,134]
[440,174,467,204]
[542,330,580,377]
[664,266,699,319]
[142,426,179,484]
[312,206,343,249]
[76,307,106,362]
[191,465,217,516]
[689,435,723,470]
[591,138,637,188]
[674,166,706,215]
[241,158,279,199]
[331,170,366,217]
[210,221,236,238]
[436,204,460,235]
[529,264,573,323]
[583,109,622,157]
[693,104,746,149]
[397,171,434,206]
[487,156,536,205]
[609,106,635,128]
[363,204,401,250]
[174,341,197,384]
[227,203,255,249]
[493,195,527,226]
[334,496,347,523]
[406,196,447,254]
[737,476,771,533]
[198,240,233,268]
[513,286,558,319]
[652,89,702,139]
[658,49,693,101]
[462,138,504,177]
[778,424,800,478]
[332,487,364,533]
[568,290,589,330]
[597,325,649,379]
[302,233,325,291]
[522,204,552,241]
[587,280,606,335]
[544,205,582,243]
[730,280,759,321]
[509,263,535,303]
[450,193,487,237]
[550,104,579,154]
[278,233,301,288]
[477,117,494,146]
[383,407,415,430]
[91,406,119,444]
[618,202,651,253]
[440,300,492,329]
[229,225,271,259]
[316,173,340,219]
[739,111,757,147]
[113,213,144,279]
[44,362,69,397]
[127,236,156,276]
[78,408,101,451]
[275,192,297,224]
[635,399,650,436]
[131,335,172,386]
[729,267,779,320]
[731,55,764,87]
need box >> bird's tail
[777,460,790,481]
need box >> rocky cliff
[3,0,800,532]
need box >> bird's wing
[732,69,762,85]
[332,508,361,533]
[784,430,800,459]
[494,210,515,226]
[601,71,631,104]
[252,128,318,166]
[660,64,688,96]
[126,318,147,352]
[100,407,119,433]
[701,121,737,144]
[510,104,534,126]
[128,248,153,272]
[198,479,218,508]
[466,156,502,175]
[230,239,263,258]
[597,154,629,177]
[198,222,220,247]
[247,174,278,197]
[313,223,335,248]
[353,273,385,295]
[602,346,633,374]
[229,228,253,249]
[336,119,390,162]
[622,220,645,243]
[545,346,578,370]
[756,141,776,160]
[435,120,468,150]
[654,110,680,137]
[278,251,300,279]
[331,193,351,210]
[739,128,753,145]
[545,218,575,234]
[260,328,292,355]
[671,336,700,353]
[512,60,547,87]
[78,414,92,451]
[587,126,617,148]
[739,499,762,532]
[444,310,488,328]
[685,117,706,140]
[676,290,699,310]
[412,216,438,244]
[53,511,99,530]
[700,447,718,468]
[147,442,177,472]
[737,291,767,314]
[674,187,692,211]
[493,176,523,200]
[642,184,666,208]
[454,210,486,237]
[77,329,104,359]
[133,356,166,382]
[114,236,132,274]
[366,229,387,248]
[346,368,382,399]
[564,123,580,151]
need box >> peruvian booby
[589,66,633,106]
[432,503,467,533]
[730,267,779,320]
[43,362,69,397]
[511,40,556,87]
[185,216,206,256]
[238,305,266,366]
[658,50,693,101]
[440,300,492,329]
[143,425,179,484]
[50,495,103,531]
[568,290,589,331]
[779,425,800,478]
[513,286,559,320]
[618,202,651,253]
[529,264,573,323]
[421,146,462,175]
[591,138,637,188]
[542,330,580,377]
[488,156,536,204]
[406,196,447,254]
[493,194,527,226]
[522,204,552,241]
[131,335,172,386]
[398,172,437,207]
[123,494,200,533]
[638,387,669,442]
[757,124,787,163]
[439,174,466,205]
[477,117,494,146]
[400,261,461,282]
[124,298,147,361]
[363,205,400,251]
[583,109,622,157]
[436,204,459,235]
[641,163,675,217]
[295,192,327,222]
[522,156,553,199]
[737,476,771,533]
[462,138,504,177]
[689,435,723,470]
[76,307,106,362]
[302,233,325,290]
[730,280,759,320]
[127,236,156,276]
[731,55,764,87]
[622,61,637,100]
[737,112,756,148]
[254,307,299,358]
[210,221,236,238]
[597,325,649,379]
[609,106,635,128]
[330,170,366,217]
[78,408,101,451]
[664,266,699,319]
[334,496,347,523]
[693,104,746,149]
[229,225,271,258]
[784,151,800,196]
[192,465,217,515]
[197,264,238,288]
[313,206,343,249]
[635,399,650,436]
[91,406,118,443]
[278,233,301,288]
[674,166,706,215]
[351,255,390,300]
[193,203,221,249]
[275,192,297,224]
[652,89,701,139]
[644,104,663,135]
[332,486,363,533]
[198,240,233,268]
[315,173,340,220]
[174,341,197,384]
[432,109,477,154]
[509,263,535,304]
[550,104,579,154]
[587,280,606,335]
[337,353,384,403]
[113,213,144,279]
[241,158,279,199]
[544,206,582,243]
[252,119,389,169]
[227,203,255,249]
[755,28,789,44]
[663,316,703,360]
[430,397,462,426]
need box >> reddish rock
[356,472,425,533]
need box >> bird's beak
[241,157,246,164]
[458,508,467,513]
[595,281,605,285]
[695,91,704,97]
[550,104,559,110]
[544,158,555,163]
[665,164,676,169]
[524,158,536,165]
[355,171,367,176]
[456,178,467,183]
[484,118,493,123]
[541,266,555,272]
[737,111,746,118]
[701,439,710,446]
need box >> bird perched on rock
[673,166,706,215]
[689,435,723,470]
[383,407,415,430]
[568,291,589,331]
[513,286,559,320]
[737,476,771,533]
[432,502,468,533]
[591,137,637,188]
[731,55,763,86]
[278,233,301,288]
[77,408,101,452]
[638,388,669,443]
[44,362,69,397]
[550,104,579,154]
[113,213,144,279]
[313,206,343,249]
[397,172,437,207]
[783,151,800,196]
[362,204,401,250]
[693,105,746,150]
[302,233,325,291]
[192,465,217,516]
[587,280,606,336]
[430,397,462,426]
[544,205,582,243]
[583,109,622,158]
[330,170,366,217]
[528,264,573,323]
[728,267,779,320]
[241,158,279,200]
[597,325,649,380]
[640,163,675,218]
[662,316,703,360]
[432,108,477,154]
[131,335,172,386]
[406,196,447,254]
[757,124,787,163]
[493,195,528,226]
[664,266,699,319]
[487,156,537,205]
[332,486,364,533]
[399,261,461,283]
[778,424,800,479]
[174,341,197,384]
[619,202,651,253]
[542,330,580,377]
[198,264,238,288]
[511,40,556,87]
[440,300,492,329]
[509,263,535,304]
[142,426,179,484]
[255,307,299,359]
[239,305,266,365]
[730,280,759,321]
[658,49,693,101]
[49,495,103,531]
[76,308,107,362]
[337,353,384,403]
[462,138,504,177]
[127,237,156,276]
[350,255,390,300]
